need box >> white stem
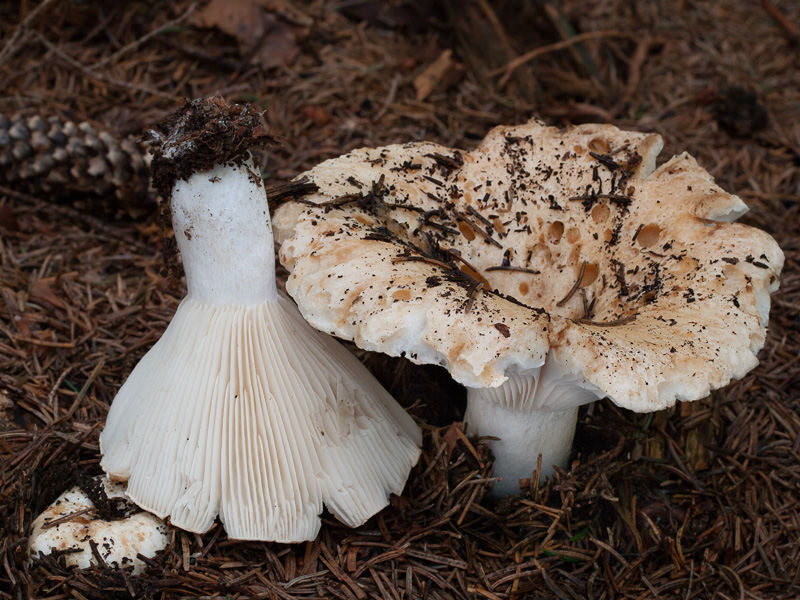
[171,157,277,305]
[464,357,604,496]
[465,395,577,496]
[102,150,421,541]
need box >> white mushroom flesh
[465,352,604,488]
[28,476,168,575]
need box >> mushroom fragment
[273,120,784,496]
[99,98,421,541]
[28,476,168,575]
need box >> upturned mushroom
[273,120,783,495]
[99,98,421,541]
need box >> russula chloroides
[99,97,421,541]
[28,476,168,574]
[273,120,783,496]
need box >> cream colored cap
[28,476,168,574]
[275,120,783,412]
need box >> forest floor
[1,0,799,598]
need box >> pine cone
[0,113,154,218]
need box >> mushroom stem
[171,159,278,305]
[464,357,602,496]
[100,98,421,542]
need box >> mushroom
[28,475,168,574]
[273,120,783,496]
[99,98,421,541]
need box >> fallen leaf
[195,0,256,43]
[193,0,310,70]
[254,13,304,70]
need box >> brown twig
[569,192,633,205]
[557,260,587,307]
[423,220,460,236]
[317,193,362,207]
[155,34,242,71]
[463,280,484,313]
[578,315,637,327]
[60,358,105,422]
[0,0,61,64]
[624,37,664,100]
[88,539,108,569]
[265,178,319,206]
[491,31,635,87]
[459,215,503,248]
[486,265,541,274]
[466,205,494,228]
[31,30,179,100]
[90,3,198,70]
[477,0,518,63]
[444,250,484,278]
[41,508,92,529]
[761,0,800,45]
[0,185,155,255]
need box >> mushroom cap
[274,120,784,412]
[28,476,168,574]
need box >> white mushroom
[28,476,168,574]
[273,120,784,496]
[99,98,421,541]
